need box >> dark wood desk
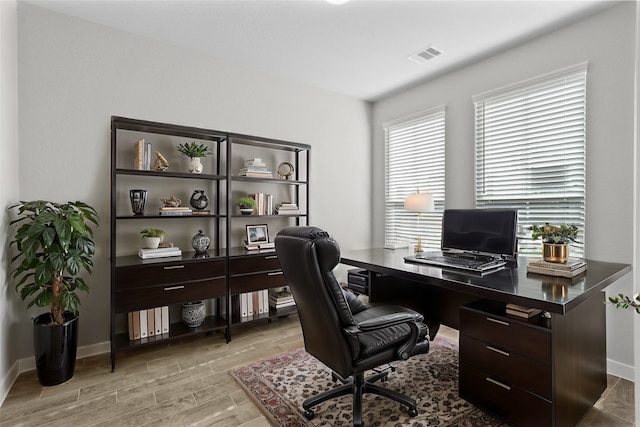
[340,248,631,427]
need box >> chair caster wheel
[408,408,418,417]
[304,409,315,420]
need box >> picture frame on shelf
[246,224,269,244]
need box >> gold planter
[542,243,569,263]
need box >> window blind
[473,63,587,257]
[384,107,445,249]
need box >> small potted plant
[140,228,168,249]
[177,141,213,174]
[530,223,579,263]
[236,197,257,215]
[9,200,99,385]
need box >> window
[384,107,445,249]
[473,63,587,257]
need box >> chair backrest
[274,226,355,377]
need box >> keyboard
[404,253,506,273]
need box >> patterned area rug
[230,336,508,426]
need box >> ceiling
[26,0,618,102]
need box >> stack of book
[269,289,296,309]
[250,193,274,215]
[526,258,587,278]
[275,202,300,215]
[238,158,273,178]
[506,303,542,319]
[138,247,182,259]
[159,207,192,216]
[127,306,169,340]
[133,138,152,171]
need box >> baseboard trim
[0,360,20,408]
[607,358,634,382]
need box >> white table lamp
[404,190,434,252]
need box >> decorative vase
[143,236,161,249]
[239,208,254,215]
[542,243,569,263]
[191,230,210,254]
[181,301,206,327]
[33,312,79,386]
[129,189,148,215]
[189,157,203,174]
[190,190,209,210]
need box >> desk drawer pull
[486,345,510,357]
[264,256,278,260]
[163,265,185,270]
[486,377,511,391]
[163,285,185,291]
[486,317,509,326]
[267,271,284,276]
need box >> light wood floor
[0,315,635,426]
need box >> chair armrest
[357,312,420,331]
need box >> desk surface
[340,247,631,315]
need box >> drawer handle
[264,256,278,260]
[486,317,510,326]
[486,345,510,357]
[486,377,511,391]
[267,271,284,276]
[163,285,185,291]
[163,265,185,270]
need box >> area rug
[230,336,508,426]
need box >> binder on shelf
[247,292,253,316]
[147,309,155,337]
[253,292,260,315]
[132,310,141,340]
[240,293,248,317]
[139,309,148,338]
[128,312,134,340]
[154,307,162,335]
[262,289,269,314]
[161,306,170,334]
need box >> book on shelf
[133,139,152,171]
[505,303,542,318]
[159,210,193,216]
[245,158,266,167]
[249,193,274,215]
[526,258,587,278]
[138,247,182,259]
[191,210,210,216]
[269,289,295,309]
[159,207,192,216]
[244,240,275,251]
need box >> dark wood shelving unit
[110,116,310,371]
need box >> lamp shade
[404,192,434,213]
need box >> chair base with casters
[303,368,419,425]
[274,226,430,427]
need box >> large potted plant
[530,223,579,263]
[9,200,99,386]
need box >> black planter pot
[33,311,79,386]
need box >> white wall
[372,2,638,378]
[0,0,21,405]
[12,2,371,363]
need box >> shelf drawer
[459,334,551,400]
[230,271,287,294]
[460,307,551,364]
[115,259,226,290]
[460,362,551,427]
[115,277,226,312]
[229,254,281,275]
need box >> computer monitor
[441,209,518,259]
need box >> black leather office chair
[274,226,430,426]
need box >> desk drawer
[460,362,551,427]
[459,334,551,400]
[229,254,281,275]
[230,271,287,294]
[115,277,226,312]
[460,307,551,364]
[115,258,225,290]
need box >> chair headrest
[276,226,340,271]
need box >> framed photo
[246,224,269,244]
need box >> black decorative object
[33,312,79,386]
[181,301,206,327]
[192,230,210,254]
[190,190,209,210]
[129,189,148,215]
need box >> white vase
[189,157,203,174]
[143,236,161,249]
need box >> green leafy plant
[9,200,99,325]
[607,294,640,314]
[140,228,168,238]
[530,223,579,244]
[177,141,213,158]
[235,197,257,210]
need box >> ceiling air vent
[408,45,444,64]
